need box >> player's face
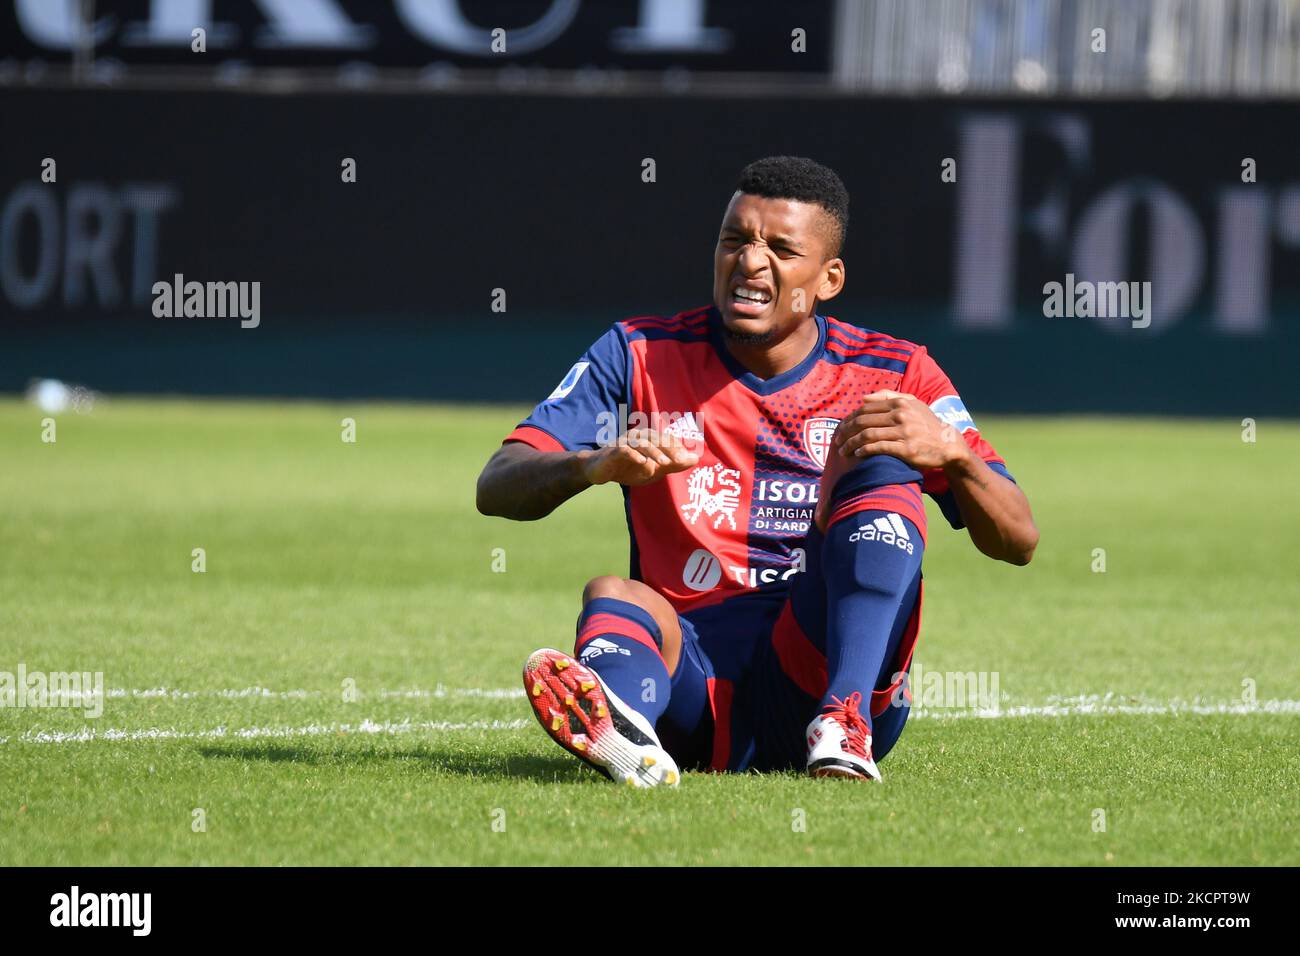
[713,192,844,343]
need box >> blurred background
[1,0,1297,413]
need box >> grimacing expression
[712,191,844,343]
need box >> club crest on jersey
[802,417,840,469]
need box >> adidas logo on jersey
[594,405,706,448]
[848,513,915,554]
[662,412,705,443]
[578,637,632,663]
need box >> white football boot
[523,647,680,788]
[805,691,882,781]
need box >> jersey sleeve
[503,325,630,452]
[899,346,1015,530]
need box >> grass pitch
[1,398,1297,866]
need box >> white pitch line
[910,699,1300,719]
[2,718,530,746]
[3,698,1298,746]
[40,687,1300,714]
[45,686,529,702]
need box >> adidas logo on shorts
[848,513,915,554]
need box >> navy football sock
[822,505,924,722]
[573,597,671,726]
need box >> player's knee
[581,575,642,605]
[826,456,922,504]
[580,576,681,661]
[582,576,670,622]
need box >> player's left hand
[833,390,967,471]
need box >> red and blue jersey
[504,306,1013,617]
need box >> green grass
[1,399,1297,865]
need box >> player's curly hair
[735,155,849,257]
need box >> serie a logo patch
[546,362,590,401]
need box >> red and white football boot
[522,647,680,788]
[805,691,882,781]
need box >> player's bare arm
[833,389,1038,565]
[938,440,1037,565]
[476,428,698,520]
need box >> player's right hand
[580,429,700,487]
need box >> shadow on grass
[194,743,603,783]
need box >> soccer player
[476,156,1038,786]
